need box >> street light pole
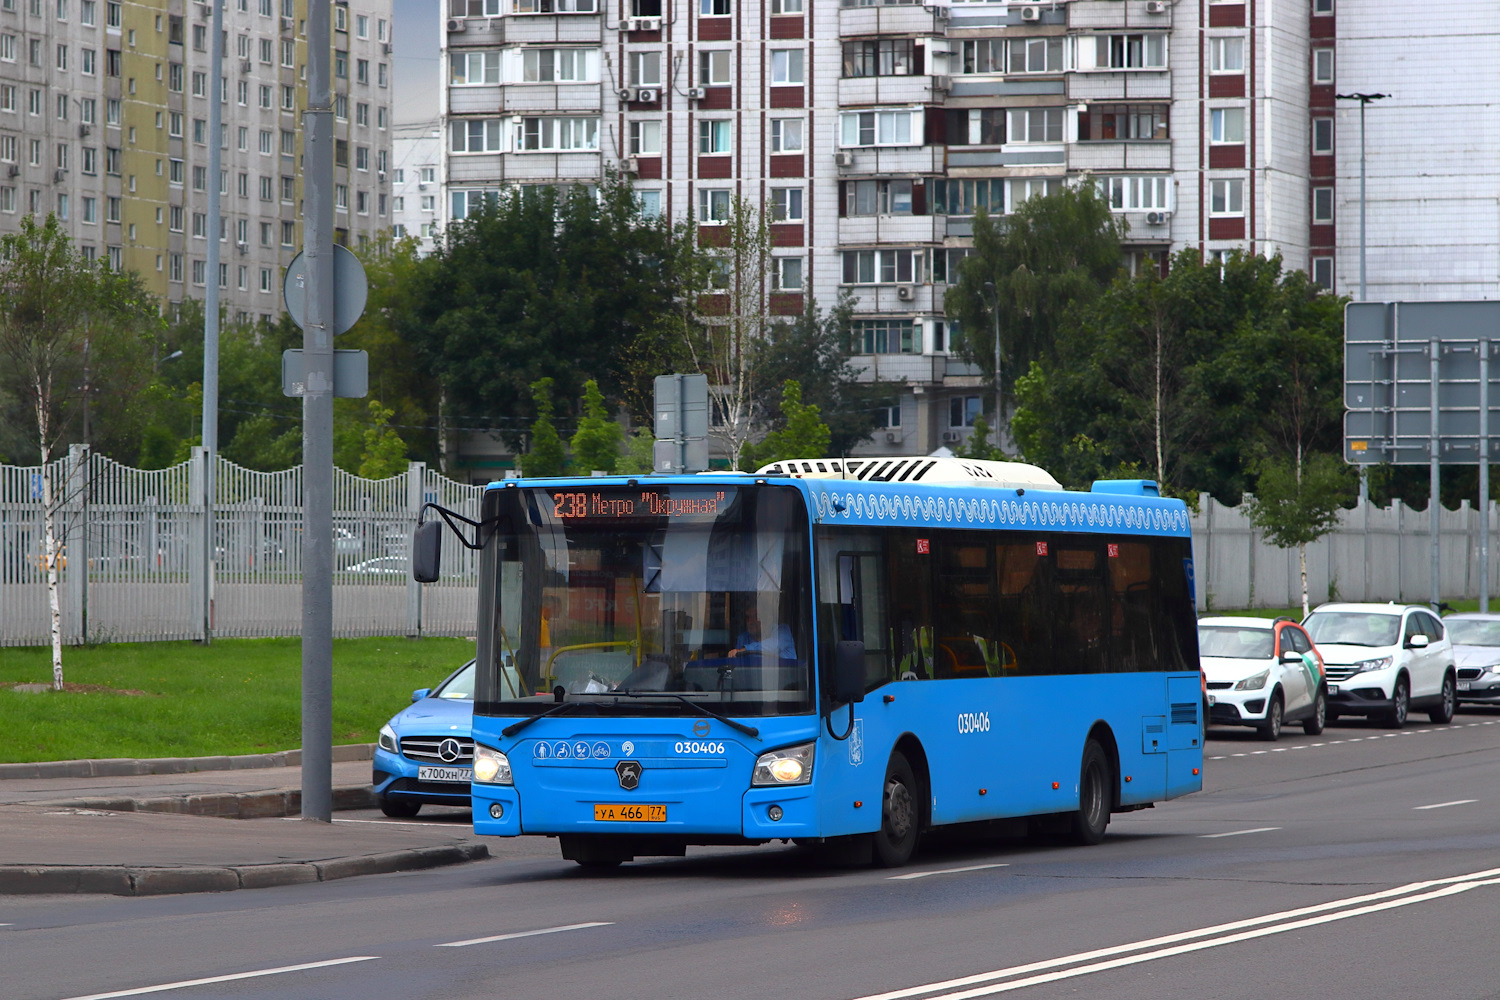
[1337,92,1387,507]
[982,281,1001,452]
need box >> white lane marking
[1199,827,1280,839]
[861,878,1500,1000]
[58,957,379,1000]
[890,864,1009,881]
[436,922,613,948]
[1209,756,1226,760]
[1271,748,1287,752]
[850,867,1500,1000]
[1414,799,1478,811]
[328,817,459,828]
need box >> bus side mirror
[412,520,442,583]
[834,640,866,705]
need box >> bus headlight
[473,744,512,785]
[753,743,815,786]
[378,724,398,753]
[1235,669,1270,691]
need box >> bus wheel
[873,752,921,867]
[1069,740,1111,846]
[378,796,420,818]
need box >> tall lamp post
[982,280,1002,451]
[1337,91,1387,508]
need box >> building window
[629,51,661,87]
[698,50,731,86]
[1312,186,1334,223]
[839,109,921,148]
[451,118,504,152]
[699,0,729,14]
[1007,37,1063,74]
[1008,107,1063,143]
[192,71,206,96]
[515,116,599,151]
[259,84,272,109]
[1312,117,1333,154]
[698,187,731,222]
[853,319,918,355]
[356,145,369,170]
[356,58,369,84]
[874,399,901,428]
[1209,37,1244,73]
[638,189,662,218]
[696,119,731,154]
[451,51,500,85]
[841,249,923,285]
[956,38,1002,75]
[949,396,981,428]
[335,49,347,78]
[769,48,804,85]
[1209,177,1244,216]
[844,179,914,217]
[170,254,183,282]
[1210,107,1245,144]
[1313,0,1332,13]
[770,186,803,222]
[1094,34,1167,69]
[629,120,661,155]
[513,0,597,12]
[1085,104,1168,140]
[522,48,594,83]
[944,107,1005,146]
[1313,48,1334,84]
[930,178,1003,216]
[1098,174,1171,211]
[450,188,499,219]
[842,39,914,78]
[770,0,800,10]
[772,256,803,291]
[335,184,348,211]
[1311,256,1332,289]
[282,221,295,245]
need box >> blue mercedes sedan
[373,660,476,817]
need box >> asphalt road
[7,709,1500,1000]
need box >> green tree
[0,214,160,689]
[520,377,567,477]
[945,186,1125,420]
[1245,453,1355,616]
[357,399,410,479]
[959,416,1007,461]
[744,380,830,469]
[569,379,622,474]
[616,425,656,475]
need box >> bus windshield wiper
[600,691,760,740]
[501,701,582,738]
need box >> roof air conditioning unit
[896,285,915,301]
[446,17,466,32]
[616,86,634,100]
[931,74,951,93]
[1019,5,1041,20]
[686,86,707,100]
[834,150,854,167]
[627,16,660,31]
[634,87,659,103]
[1145,0,1168,12]
[1145,210,1171,225]
[942,430,962,443]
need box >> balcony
[1068,0,1174,30]
[839,76,943,107]
[849,353,945,385]
[838,215,943,245]
[1068,71,1171,102]
[837,2,941,39]
[1068,140,1171,172]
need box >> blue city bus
[412,457,1203,867]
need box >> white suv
[1301,603,1457,728]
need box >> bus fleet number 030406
[675,741,726,755]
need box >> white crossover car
[1301,603,1456,728]
[1200,616,1326,741]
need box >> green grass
[1210,598,1492,620]
[0,636,475,763]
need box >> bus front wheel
[873,752,921,867]
[1068,740,1111,846]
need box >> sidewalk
[0,748,492,896]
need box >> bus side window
[934,537,1000,679]
[995,541,1048,676]
[1109,541,1156,672]
[838,551,889,690]
[1054,545,1109,675]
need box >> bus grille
[399,735,474,764]
[1171,702,1198,725]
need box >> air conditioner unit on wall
[622,155,639,174]
[627,16,660,31]
[616,87,634,100]
[1020,5,1042,21]
[635,88,659,103]
[446,17,466,32]
[942,430,962,443]
[896,285,915,301]
[834,150,854,167]
[686,86,707,100]
[1145,0,1168,12]
[1146,211,1171,225]
[886,431,901,444]
[931,74,952,93]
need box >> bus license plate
[418,766,472,784]
[594,803,666,822]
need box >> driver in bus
[728,605,797,660]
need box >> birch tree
[0,215,157,688]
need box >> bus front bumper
[469,784,819,841]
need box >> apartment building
[390,121,440,253]
[0,0,393,322]
[436,0,1342,475]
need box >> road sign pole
[1430,339,1441,610]
[301,0,335,824]
[1482,347,1491,613]
[201,0,224,645]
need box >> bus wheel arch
[1085,722,1121,815]
[892,733,932,833]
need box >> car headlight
[1485,664,1500,676]
[1348,656,1394,675]
[472,744,512,785]
[378,724,398,753]
[1234,669,1270,691]
[752,743,815,786]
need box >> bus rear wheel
[873,752,921,867]
[1069,740,1111,846]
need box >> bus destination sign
[548,487,733,522]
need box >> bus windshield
[480,484,813,717]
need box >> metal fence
[4,456,1497,646]
[1,449,482,646]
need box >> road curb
[26,784,378,819]
[0,843,489,896]
[0,744,375,780]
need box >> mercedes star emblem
[438,738,462,763]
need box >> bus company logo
[621,740,635,756]
[848,720,864,766]
[957,711,991,734]
[616,760,643,791]
[692,719,711,737]
[533,741,552,759]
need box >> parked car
[1301,602,1457,728]
[345,555,407,576]
[1200,616,1326,740]
[373,660,477,817]
[1443,612,1500,707]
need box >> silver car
[1445,613,1500,706]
